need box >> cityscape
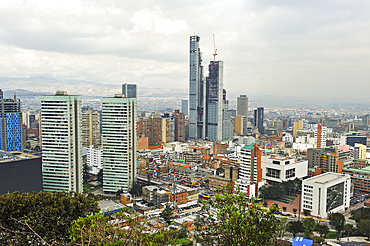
[1,1,370,246]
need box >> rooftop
[305,172,345,184]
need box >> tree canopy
[70,209,180,246]
[0,191,98,245]
[287,221,304,238]
[196,183,281,245]
[328,212,345,240]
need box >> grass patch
[177,238,191,245]
[273,198,290,204]
[325,231,337,239]
[285,196,297,201]
[83,183,102,193]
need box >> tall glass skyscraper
[41,91,82,192]
[189,35,204,139]
[205,61,224,141]
[0,89,22,152]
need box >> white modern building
[102,94,137,193]
[41,91,82,192]
[302,172,351,218]
[86,145,102,175]
[262,156,308,183]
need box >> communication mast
[213,34,218,63]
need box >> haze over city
[0,0,369,101]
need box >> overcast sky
[0,0,369,98]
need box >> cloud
[0,0,369,99]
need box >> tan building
[137,116,170,145]
[234,115,243,135]
[82,110,101,147]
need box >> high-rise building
[82,110,101,147]
[122,83,137,98]
[41,91,82,192]
[0,89,22,152]
[173,110,185,142]
[102,93,137,193]
[363,114,369,125]
[205,61,224,141]
[237,95,248,117]
[314,124,327,149]
[253,107,264,135]
[235,143,263,198]
[181,100,188,115]
[189,35,204,139]
[137,116,170,145]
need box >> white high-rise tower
[41,91,82,192]
[102,93,137,193]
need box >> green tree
[315,223,329,237]
[302,217,316,238]
[178,226,188,239]
[97,169,103,186]
[328,212,345,240]
[278,217,288,238]
[0,191,98,245]
[303,210,310,216]
[83,161,91,184]
[282,206,287,212]
[196,183,281,245]
[287,221,304,238]
[259,185,285,199]
[344,223,354,238]
[216,167,225,175]
[358,219,370,240]
[129,182,143,196]
[70,209,180,246]
[263,201,268,207]
[115,188,124,198]
[160,203,175,225]
[293,208,297,214]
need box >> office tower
[0,89,22,152]
[189,35,204,139]
[363,114,369,125]
[82,110,101,147]
[253,107,264,135]
[205,60,224,141]
[173,110,185,142]
[102,93,137,193]
[237,95,248,117]
[41,91,82,192]
[314,124,327,149]
[122,83,137,98]
[222,90,233,140]
[235,143,262,198]
[181,100,188,115]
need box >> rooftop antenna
[213,34,217,63]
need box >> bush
[313,236,325,244]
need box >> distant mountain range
[0,77,188,98]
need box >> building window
[266,168,280,179]
[286,168,296,179]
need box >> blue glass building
[0,89,23,152]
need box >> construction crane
[14,92,45,101]
[213,34,217,63]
